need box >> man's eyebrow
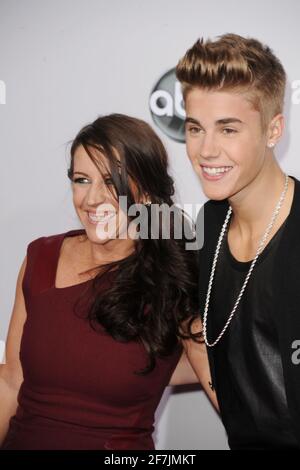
[184,116,244,126]
[216,117,244,125]
[184,117,201,126]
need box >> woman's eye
[72,176,114,186]
[73,177,90,184]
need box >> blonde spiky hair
[176,33,286,130]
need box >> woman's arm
[183,324,219,411]
[169,317,219,412]
[0,256,27,446]
[169,349,199,386]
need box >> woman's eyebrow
[73,171,112,178]
[73,171,90,177]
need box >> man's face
[184,88,269,201]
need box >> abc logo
[149,68,186,143]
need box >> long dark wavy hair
[68,113,201,374]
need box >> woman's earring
[268,142,275,148]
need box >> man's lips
[200,164,233,180]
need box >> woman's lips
[87,211,116,225]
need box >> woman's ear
[138,192,151,206]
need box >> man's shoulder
[203,198,229,211]
[200,198,229,225]
[195,199,229,252]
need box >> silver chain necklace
[203,174,289,347]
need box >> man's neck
[228,160,293,241]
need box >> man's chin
[202,187,231,202]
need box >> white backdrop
[1,0,300,450]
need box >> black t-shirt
[208,217,299,449]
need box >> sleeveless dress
[1,229,182,450]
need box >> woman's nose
[86,181,108,206]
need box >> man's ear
[267,113,284,146]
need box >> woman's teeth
[202,166,232,175]
[88,211,115,224]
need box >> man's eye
[222,128,237,135]
[187,126,201,134]
[73,177,90,184]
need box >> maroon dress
[1,229,182,450]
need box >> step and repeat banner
[1,0,300,450]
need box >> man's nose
[199,133,220,159]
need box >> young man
[176,34,300,449]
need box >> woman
[0,114,216,450]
